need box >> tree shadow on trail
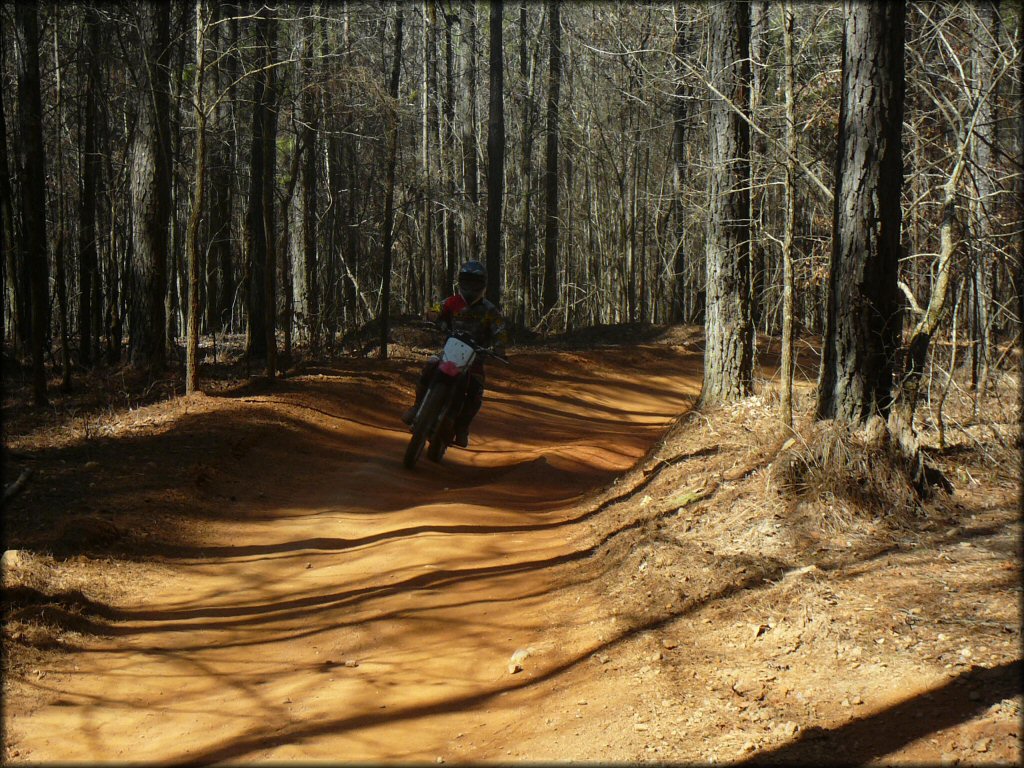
[736,659,1022,765]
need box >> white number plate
[442,337,475,369]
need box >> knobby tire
[403,385,446,470]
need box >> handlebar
[414,323,510,365]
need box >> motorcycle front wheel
[403,384,446,470]
[427,432,448,463]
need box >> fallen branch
[3,468,33,505]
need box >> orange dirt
[2,332,1020,764]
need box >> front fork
[430,373,469,443]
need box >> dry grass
[772,417,928,529]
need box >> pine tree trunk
[379,9,403,360]
[262,16,279,380]
[780,0,797,428]
[0,24,29,359]
[49,23,72,392]
[186,0,208,395]
[128,2,171,372]
[968,0,1001,407]
[15,1,50,404]
[443,12,458,293]
[301,6,320,355]
[246,6,272,362]
[462,4,480,262]
[77,6,102,367]
[749,0,769,332]
[516,3,535,328]
[670,3,693,324]
[816,1,905,423]
[542,0,560,316]
[485,0,505,305]
[701,0,754,406]
[211,2,238,332]
[421,0,436,310]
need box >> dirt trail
[4,343,703,763]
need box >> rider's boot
[452,396,481,448]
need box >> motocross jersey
[435,294,508,370]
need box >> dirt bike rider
[402,260,508,448]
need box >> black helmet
[458,260,487,304]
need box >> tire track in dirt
[5,344,702,763]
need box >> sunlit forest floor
[2,323,1020,764]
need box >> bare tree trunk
[77,5,102,367]
[462,3,480,262]
[749,0,769,333]
[887,55,1005,495]
[816,1,905,423]
[246,6,273,363]
[780,0,797,428]
[52,25,72,392]
[166,5,189,355]
[421,0,436,310]
[701,0,754,406]
[14,1,49,404]
[379,9,403,360]
[542,0,560,316]
[186,0,209,395]
[670,2,694,324]
[302,3,320,355]
[128,2,171,372]
[485,0,505,305]
[443,11,458,292]
[263,15,279,380]
[211,1,238,332]
[968,0,1001,410]
[0,25,29,358]
[516,2,533,328]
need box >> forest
[3,2,1023,763]
[3,1,1020,420]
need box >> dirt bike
[403,329,508,470]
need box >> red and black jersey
[434,294,508,366]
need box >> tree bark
[421,0,437,309]
[443,12,458,293]
[128,2,172,372]
[968,0,1001,404]
[700,0,754,406]
[262,15,279,380]
[301,3,320,355]
[780,0,797,428]
[14,0,50,405]
[749,0,769,332]
[462,3,480,263]
[77,5,102,367]
[816,1,906,423]
[670,3,694,324]
[542,0,560,317]
[52,23,72,392]
[210,1,238,332]
[516,3,535,328]
[245,6,274,364]
[0,24,29,359]
[379,9,403,360]
[485,0,505,305]
[166,5,190,353]
[186,0,208,395]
